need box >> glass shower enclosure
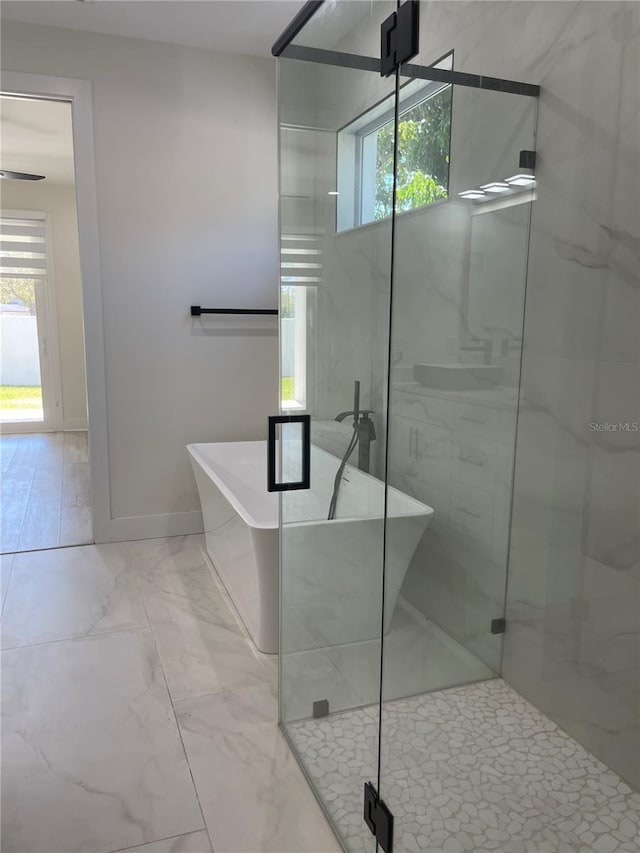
[273,2,636,852]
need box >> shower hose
[327,425,359,520]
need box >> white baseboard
[99,510,204,544]
[62,419,89,431]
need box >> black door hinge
[364,782,394,853]
[491,618,506,634]
[380,0,420,77]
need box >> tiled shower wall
[375,0,640,789]
[281,0,639,789]
[501,2,640,790]
[377,3,639,789]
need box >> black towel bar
[190,306,278,316]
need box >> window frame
[355,81,451,226]
[336,51,454,234]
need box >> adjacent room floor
[0,535,340,853]
[0,431,92,553]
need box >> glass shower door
[379,46,539,852]
[276,2,399,850]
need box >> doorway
[1,95,92,552]
[1,210,55,429]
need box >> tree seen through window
[373,85,452,220]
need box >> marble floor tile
[2,629,204,853]
[110,830,213,853]
[116,535,210,577]
[141,561,273,702]
[1,552,14,614]
[175,685,342,853]
[1,544,148,649]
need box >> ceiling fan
[0,170,45,180]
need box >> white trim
[2,71,110,541]
[0,422,50,435]
[108,511,204,543]
[62,419,89,431]
[41,211,64,430]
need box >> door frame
[1,208,63,434]
[1,70,111,543]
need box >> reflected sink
[413,363,503,391]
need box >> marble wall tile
[584,444,639,571]
[507,356,639,790]
[1,629,204,853]
[175,686,341,853]
[281,0,639,800]
[504,549,640,791]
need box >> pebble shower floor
[287,679,640,853]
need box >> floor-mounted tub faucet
[335,380,376,474]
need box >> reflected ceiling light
[480,182,510,193]
[505,174,536,186]
[327,191,339,196]
[458,190,486,199]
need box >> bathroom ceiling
[0,97,75,185]
[0,0,309,58]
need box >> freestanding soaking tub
[188,440,433,654]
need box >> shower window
[336,55,453,232]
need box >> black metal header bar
[272,0,325,57]
[403,61,540,98]
[282,44,380,73]
[190,306,278,316]
[280,44,540,98]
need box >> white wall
[1,180,88,428]
[1,21,279,531]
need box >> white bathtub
[188,440,433,654]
